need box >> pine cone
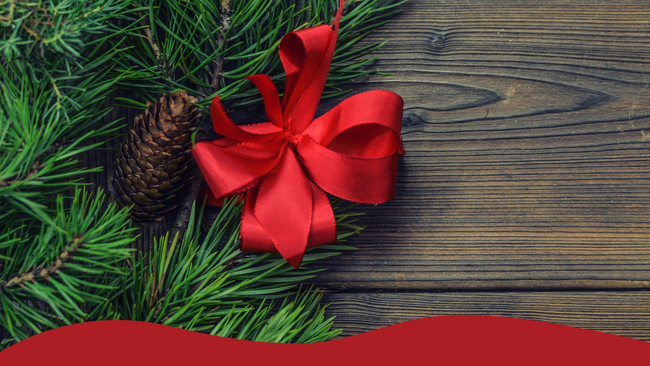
[113,90,202,222]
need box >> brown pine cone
[112,90,202,222]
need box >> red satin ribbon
[192,0,404,268]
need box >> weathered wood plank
[306,0,650,290]
[322,291,650,341]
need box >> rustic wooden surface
[322,292,650,341]
[84,0,650,341]
[310,0,650,340]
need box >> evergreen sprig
[0,0,128,59]
[0,188,135,346]
[0,62,123,227]
[0,193,362,348]
[101,197,361,341]
[0,0,132,227]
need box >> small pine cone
[113,90,202,222]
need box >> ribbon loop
[193,135,286,199]
[192,0,404,268]
[297,135,401,204]
[280,25,338,135]
[304,90,405,145]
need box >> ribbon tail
[241,186,273,251]
[240,181,337,257]
[307,181,337,248]
[210,96,283,142]
[246,75,283,128]
[252,148,313,269]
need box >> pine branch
[0,0,403,349]
[170,172,202,241]
[1,0,130,60]
[113,0,404,104]
[0,188,135,347]
[209,289,341,342]
[101,197,361,341]
[143,25,161,61]
[0,0,132,225]
[170,0,230,241]
[0,177,362,348]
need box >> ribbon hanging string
[192,0,405,268]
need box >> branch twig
[133,5,165,78]
[211,1,230,92]
[171,0,231,240]
[143,26,160,61]
[1,236,84,289]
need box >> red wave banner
[1,316,647,365]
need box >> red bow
[192,0,404,268]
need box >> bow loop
[304,90,404,146]
[280,24,337,135]
[193,135,286,200]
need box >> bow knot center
[288,133,303,148]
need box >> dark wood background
[313,0,650,341]
[85,0,650,341]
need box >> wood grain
[306,0,650,291]
[322,291,650,341]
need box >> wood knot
[430,33,446,53]
[402,113,425,133]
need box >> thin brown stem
[151,288,170,318]
[171,171,202,239]
[211,0,231,93]
[143,26,160,61]
[171,0,231,241]
[20,22,44,41]
[1,236,84,289]
[132,6,165,78]
[0,134,74,189]
[328,0,352,26]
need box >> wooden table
[306,0,650,341]
[87,0,649,342]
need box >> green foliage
[0,63,123,227]
[102,198,361,342]
[0,0,403,350]
[0,188,135,347]
[0,194,362,348]
[0,0,129,59]
[0,0,131,227]
[113,0,405,108]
